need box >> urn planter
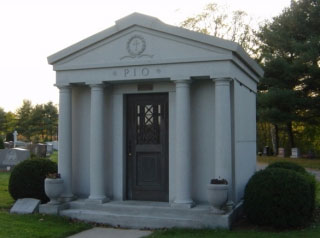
[207,184,228,214]
[44,178,64,205]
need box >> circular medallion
[127,35,146,57]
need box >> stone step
[68,200,213,218]
[60,208,229,229]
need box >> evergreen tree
[258,0,320,148]
[16,100,33,140]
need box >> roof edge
[47,12,263,77]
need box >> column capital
[213,77,233,86]
[56,84,71,90]
[89,83,105,89]
[173,79,192,88]
[171,76,191,83]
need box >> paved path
[257,162,320,181]
[67,227,152,238]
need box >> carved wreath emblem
[120,35,153,60]
[127,35,146,56]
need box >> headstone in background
[52,141,58,151]
[263,146,270,156]
[4,141,14,149]
[15,141,27,148]
[46,143,53,156]
[26,143,36,155]
[0,149,6,167]
[10,198,40,214]
[35,143,47,157]
[290,148,300,159]
[278,147,285,158]
[0,148,30,167]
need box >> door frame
[125,92,169,201]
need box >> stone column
[172,79,194,208]
[87,84,108,203]
[58,85,74,201]
[214,78,233,207]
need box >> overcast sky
[0,0,291,112]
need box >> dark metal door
[126,93,168,201]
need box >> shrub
[267,161,306,174]
[9,158,57,203]
[244,168,314,228]
[266,161,316,211]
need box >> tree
[43,102,58,141]
[0,108,6,136]
[16,100,33,140]
[180,3,259,56]
[4,112,17,136]
[25,102,58,142]
[29,104,45,141]
[257,0,320,149]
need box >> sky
[0,0,291,112]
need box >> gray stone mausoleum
[45,13,263,228]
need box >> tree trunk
[286,121,295,148]
[271,124,279,155]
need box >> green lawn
[257,156,320,170]
[0,172,91,238]
[49,151,58,164]
[0,173,14,209]
[0,212,91,238]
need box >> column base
[210,207,226,214]
[86,196,109,204]
[171,200,195,209]
[60,194,76,203]
[39,203,69,215]
[226,201,234,212]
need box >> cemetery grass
[0,173,13,209]
[49,151,58,164]
[257,156,320,170]
[0,172,92,238]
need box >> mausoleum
[45,13,263,228]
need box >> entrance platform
[41,200,243,229]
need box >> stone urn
[44,178,64,205]
[207,179,228,214]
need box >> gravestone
[10,198,40,214]
[0,148,30,170]
[26,143,36,155]
[290,148,300,159]
[52,141,58,151]
[263,146,270,156]
[35,143,47,157]
[46,143,53,156]
[0,149,6,167]
[4,141,13,149]
[278,148,285,158]
[15,141,26,148]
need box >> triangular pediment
[48,13,263,77]
[54,27,231,69]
